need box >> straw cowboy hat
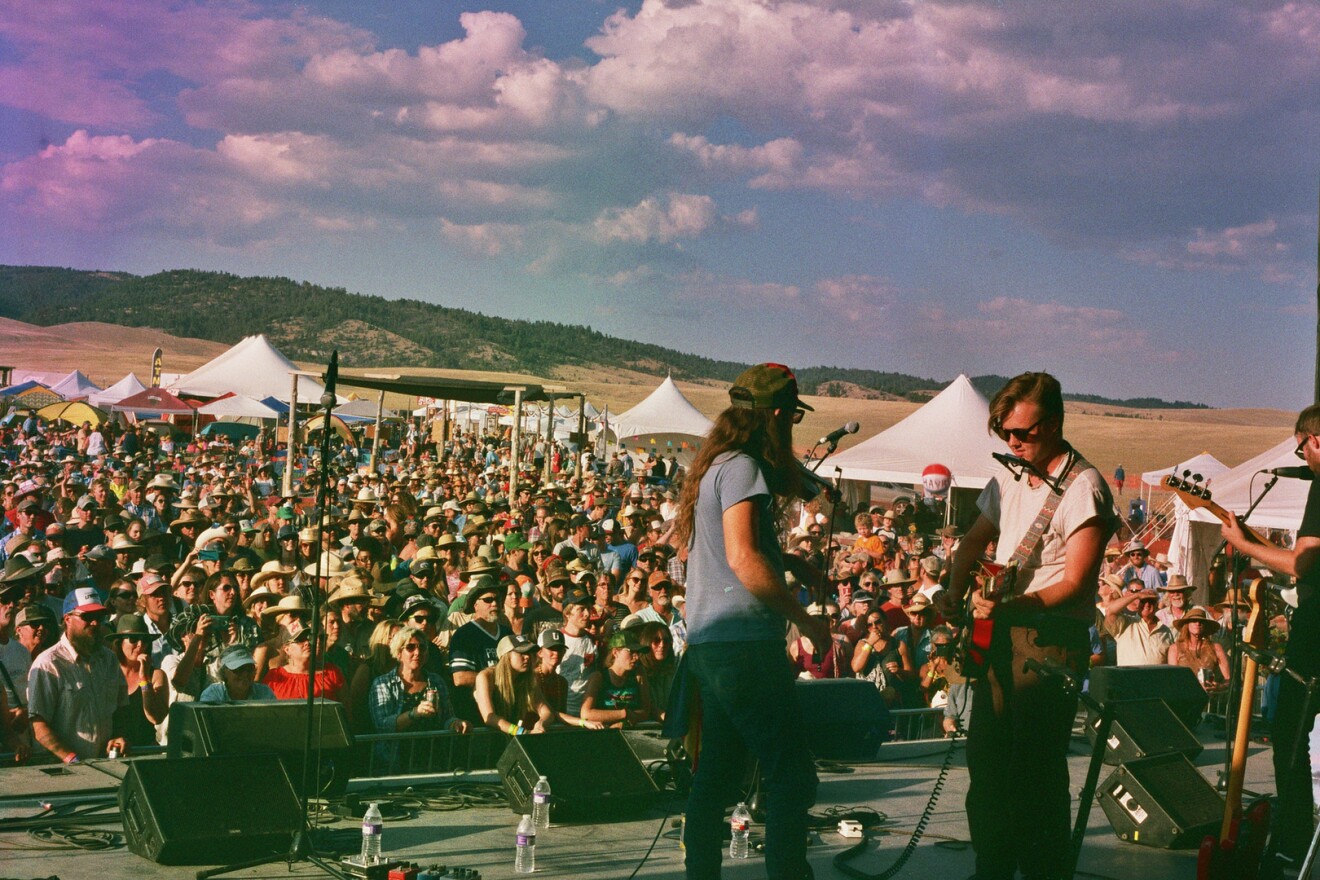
[250,560,297,590]
[261,594,310,620]
[1171,607,1221,636]
[1159,574,1196,593]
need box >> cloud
[594,193,741,244]
[1120,218,1295,282]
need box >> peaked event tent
[196,394,283,420]
[829,374,1009,490]
[49,370,101,400]
[606,376,714,462]
[88,373,147,408]
[1140,452,1230,488]
[169,334,326,401]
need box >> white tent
[88,373,147,408]
[169,334,326,401]
[49,370,101,400]
[1141,452,1230,488]
[606,376,713,463]
[829,374,1008,490]
[196,394,282,420]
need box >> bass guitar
[953,559,1017,679]
[1197,576,1272,880]
[1164,474,1269,544]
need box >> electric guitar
[1196,577,1272,880]
[1163,474,1269,544]
[953,559,1017,678]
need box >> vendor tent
[335,398,399,422]
[169,334,326,401]
[88,373,147,408]
[606,375,713,463]
[49,370,101,400]
[1141,452,1230,488]
[829,374,1008,490]
[111,387,195,418]
[196,394,282,420]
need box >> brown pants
[966,619,1088,880]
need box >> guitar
[1163,474,1269,544]
[952,559,1017,678]
[1196,577,1272,880]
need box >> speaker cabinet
[1098,753,1223,849]
[497,730,659,822]
[119,755,302,864]
[166,699,353,794]
[1087,666,1208,731]
[793,677,892,760]
[1085,698,1203,765]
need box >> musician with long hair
[1221,401,1320,870]
[941,371,1115,880]
[672,363,826,880]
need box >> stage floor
[0,723,1279,880]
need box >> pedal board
[338,860,482,880]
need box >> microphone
[818,422,860,447]
[1264,466,1315,480]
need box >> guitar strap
[1005,446,1091,578]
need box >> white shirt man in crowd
[1102,587,1174,664]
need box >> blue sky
[1,0,1317,408]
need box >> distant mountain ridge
[0,265,1207,409]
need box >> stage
[0,724,1280,880]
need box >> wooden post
[509,388,523,502]
[369,390,385,472]
[283,373,298,498]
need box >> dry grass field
[0,318,1294,485]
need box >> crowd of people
[0,407,1279,766]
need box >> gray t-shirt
[686,451,786,645]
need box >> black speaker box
[166,699,353,794]
[497,730,660,822]
[1085,698,1203,765]
[794,678,891,761]
[1087,666,1207,731]
[119,755,302,864]
[1097,753,1223,849]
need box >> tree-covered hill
[0,265,1205,409]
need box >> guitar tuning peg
[1182,469,1192,479]
[1192,473,1203,484]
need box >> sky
[1,0,1318,409]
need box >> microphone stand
[1207,474,1279,795]
[802,441,845,607]
[198,351,347,880]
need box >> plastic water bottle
[515,813,536,873]
[729,802,751,859]
[532,775,551,829]
[360,802,383,864]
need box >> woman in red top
[263,625,345,703]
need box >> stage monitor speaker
[1087,665,1207,731]
[1097,753,1223,849]
[497,730,660,822]
[119,755,302,865]
[794,678,891,761]
[1085,698,1203,765]
[166,699,353,795]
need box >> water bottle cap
[538,775,547,781]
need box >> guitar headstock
[1165,470,1215,511]
[1242,578,1270,649]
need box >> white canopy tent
[605,375,713,464]
[196,394,282,420]
[169,334,328,401]
[88,373,147,408]
[1141,452,1231,489]
[1166,436,1302,603]
[829,374,1009,491]
[49,370,101,400]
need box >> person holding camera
[165,571,261,697]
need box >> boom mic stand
[802,436,847,607]
[198,351,347,880]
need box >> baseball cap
[729,363,812,412]
[16,604,56,628]
[218,645,257,671]
[537,629,566,650]
[137,572,171,596]
[62,586,108,616]
[496,634,537,659]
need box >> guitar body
[953,561,1018,678]
[1196,579,1271,880]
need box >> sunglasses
[992,415,1046,443]
[123,635,150,645]
[473,595,497,605]
[178,581,199,588]
[410,614,433,624]
[73,612,109,624]
[790,409,806,424]
[1297,435,1313,460]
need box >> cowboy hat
[261,594,310,619]
[250,560,297,590]
[1159,574,1195,592]
[1171,607,1221,635]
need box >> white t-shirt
[977,451,1115,619]
[559,629,596,715]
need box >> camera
[931,642,954,660]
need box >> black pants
[966,618,1088,880]
[1270,600,1320,862]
